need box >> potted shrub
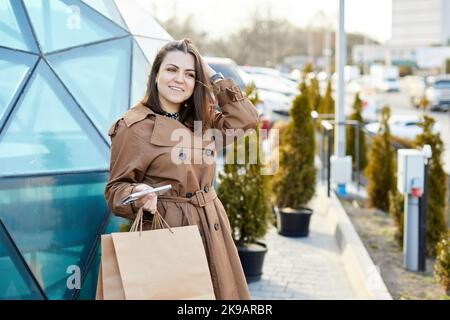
[217,82,273,282]
[272,81,316,237]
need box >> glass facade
[23,0,127,53]
[47,37,132,140]
[0,0,172,300]
[0,48,38,122]
[0,219,47,300]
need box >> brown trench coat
[104,79,259,300]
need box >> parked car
[370,64,400,93]
[238,67,294,123]
[253,89,293,123]
[425,75,450,111]
[365,115,440,140]
[239,67,299,98]
[239,66,299,89]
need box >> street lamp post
[334,0,349,195]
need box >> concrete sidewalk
[248,187,361,300]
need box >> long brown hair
[141,38,214,131]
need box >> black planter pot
[276,207,313,237]
[237,242,267,283]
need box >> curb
[318,185,393,300]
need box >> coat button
[179,152,187,160]
[214,223,220,231]
[203,185,209,193]
[186,192,193,198]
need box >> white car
[238,68,294,123]
[425,75,450,111]
[256,89,293,123]
[240,65,299,86]
[378,78,401,93]
[365,115,440,140]
[239,67,299,98]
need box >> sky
[138,0,392,43]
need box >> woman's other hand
[132,183,158,214]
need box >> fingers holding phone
[133,184,158,214]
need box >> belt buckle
[195,190,207,207]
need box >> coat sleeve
[211,79,259,146]
[104,119,147,220]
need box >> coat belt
[158,189,217,208]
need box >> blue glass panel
[0,0,38,52]
[0,48,38,122]
[0,60,109,176]
[0,172,109,300]
[76,241,100,300]
[130,40,149,107]
[47,37,131,140]
[135,36,168,66]
[23,0,127,53]
[0,220,46,300]
[76,212,128,299]
[82,0,127,30]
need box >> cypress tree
[346,93,368,171]
[434,232,450,294]
[218,82,273,246]
[388,187,404,246]
[273,79,316,209]
[308,76,321,112]
[413,116,448,256]
[318,80,334,115]
[302,63,314,81]
[365,106,396,212]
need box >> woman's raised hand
[199,55,216,79]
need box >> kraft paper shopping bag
[96,208,215,300]
[111,224,215,300]
[97,234,125,300]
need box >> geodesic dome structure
[0,0,172,299]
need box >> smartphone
[121,184,172,205]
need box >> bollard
[397,149,425,271]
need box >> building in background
[0,0,171,300]
[391,0,450,47]
[353,0,450,72]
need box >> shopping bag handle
[129,208,174,235]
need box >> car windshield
[208,63,246,90]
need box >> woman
[104,39,259,300]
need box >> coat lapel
[123,103,214,149]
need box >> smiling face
[156,50,196,113]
